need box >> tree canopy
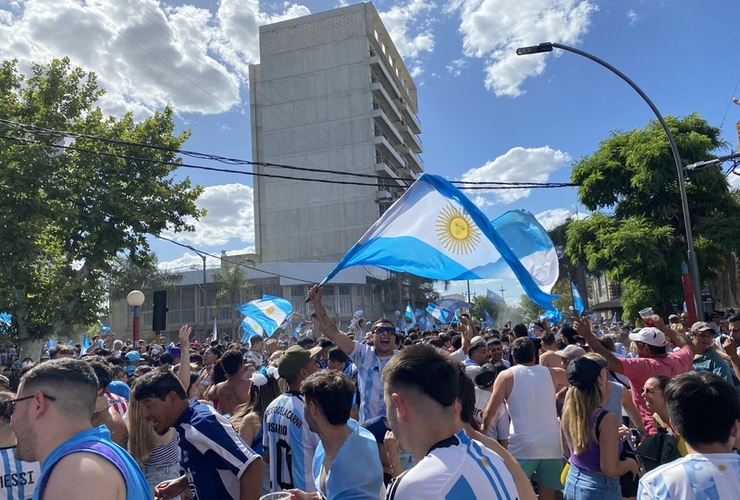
[0,57,204,345]
[565,114,740,319]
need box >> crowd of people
[0,287,739,499]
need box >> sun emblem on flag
[266,305,274,314]
[435,205,480,254]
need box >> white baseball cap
[628,327,666,347]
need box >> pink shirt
[621,347,693,435]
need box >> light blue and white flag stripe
[486,288,506,305]
[426,302,452,323]
[404,302,416,326]
[452,309,461,323]
[240,317,265,343]
[490,209,559,295]
[572,283,585,314]
[482,308,494,328]
[418,313,435,330]
[321,174,558,309]
[236,295,292,338]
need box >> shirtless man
[87,358,129,448]
[212,349,252,416]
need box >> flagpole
[466,281,471,302]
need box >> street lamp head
[127,290,145,307]
[516,42,554,56]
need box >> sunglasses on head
[373,326,396,335]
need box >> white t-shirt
[384,429,517,500]
[473,387,510,441]
[263,392,320,493]
[0,446,40,500]
[638,453,740,500]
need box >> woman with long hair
[127,392,181,499]
[561,353,639,500]
[230,373,281,494]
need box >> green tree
[565,114,740,320]
[517,294,545,322]
[108,252,183,300]
[213,258,255,335]
[0,58,204,352]
[398,273,443,309]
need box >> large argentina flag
[321,174,558,308]
[490,209,559,295]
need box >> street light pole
[517,42,702,320]
[127,290,145,344]
[184,246,208,338]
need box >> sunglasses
[373,326,396,335]
[2,393,56,418]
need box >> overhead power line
[0,118,579,190]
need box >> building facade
[110,4,425,342]
[249,2,422,262]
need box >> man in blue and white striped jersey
[308,285,399,424]
[132,368,262,500]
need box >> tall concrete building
[249,2,423,263]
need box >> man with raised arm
[307,284,399,423]
[574,315,695,435]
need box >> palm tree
[212,258,255,335]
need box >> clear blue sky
[2,0,739,304]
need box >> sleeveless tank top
[507,364,561,459]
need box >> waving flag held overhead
[320,174,558,309]
[212,317,218,342]
[236,295,293,339]
[404,302,416,327]
[486,289,506,305]
[437,297,470,312]
[0,312,12,334]
[426,303,452,324]
[418,313,435,331]
[482,308,495,329]
[452,309,461,324]
[571,283,585,315]
[541,308,563,324]
[240,318,265,343]
[82,334,91,352]
[490,210,559,295]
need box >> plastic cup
[639,307,654,326]
[260,494,292,500]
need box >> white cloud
[627,9,638,26]
[449,0,598,97]
[0,0,308,118]
[378,0,436,72]
[166,183,255,247]
[157,245,256,271]
[446,58,467,77]
[460,146,571,203]
[534,208,573,230]
[728,173,740,191]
